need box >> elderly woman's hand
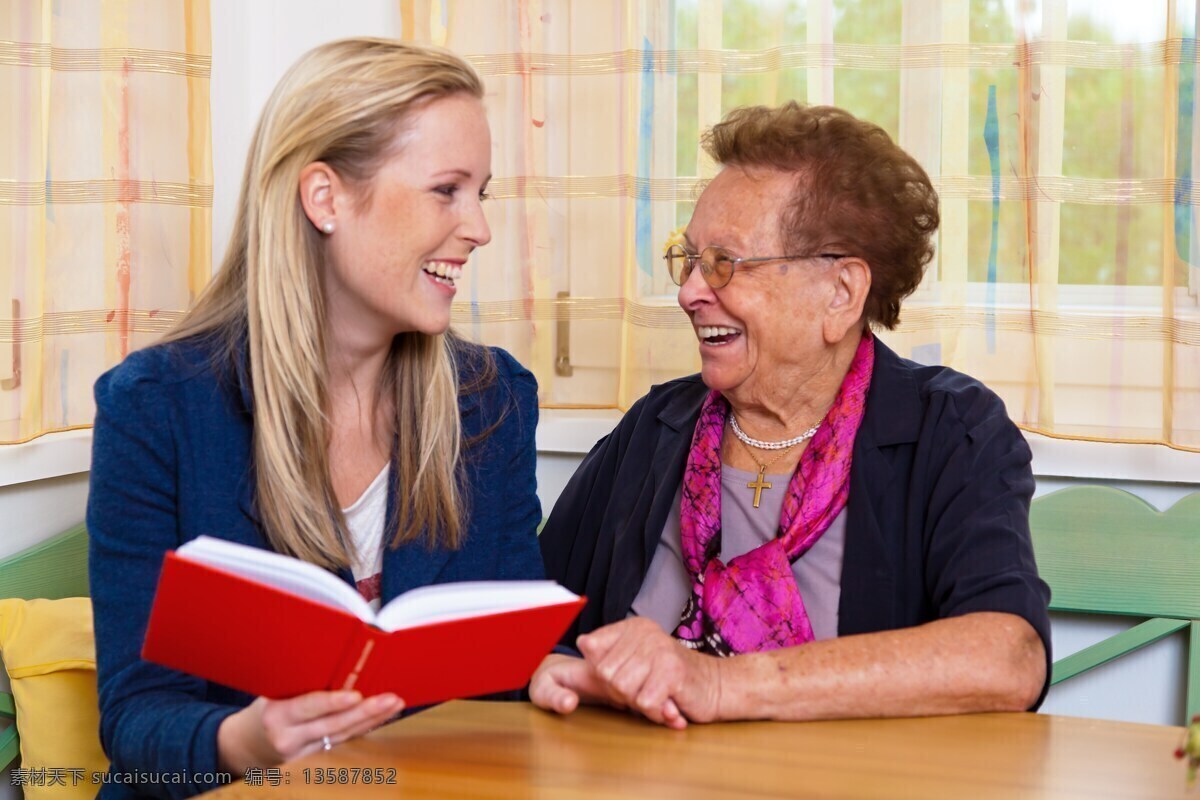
[529,653,620,715]
[576,618,722,729]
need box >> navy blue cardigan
[87,335,543,799]
[540,338,1052,706]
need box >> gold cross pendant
[747,465,772,508]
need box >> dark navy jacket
[87,335,543,799]
[540,338,1052,705]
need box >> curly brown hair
[701,102,939,329]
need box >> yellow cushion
[0,598,109,800]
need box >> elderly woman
[531,102,1050,728]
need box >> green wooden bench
[0,523,90,772]
[1031,487,1200,722]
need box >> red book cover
[142,550,584,706]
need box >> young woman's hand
[217,690,405,775]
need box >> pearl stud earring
[321,220,335,234]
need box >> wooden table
[203,701,1192,799]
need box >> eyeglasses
[663,244,849,289]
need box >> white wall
[211,0,402,272]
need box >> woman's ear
[823,257,871,344]
[298,162,339,234]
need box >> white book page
[177,536,376,624]
[375,580,578,632]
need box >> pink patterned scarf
[673,333,875,655]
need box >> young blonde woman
[87,38,543,799]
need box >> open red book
[142,536,585,706]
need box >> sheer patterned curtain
[411,1,705,411]
[7,1,1195,450]
[407,0,1200,450]
[0,0,211,444]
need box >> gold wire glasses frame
[663,243,849,289]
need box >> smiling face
[317,92,492,344]
[679,164,842,402]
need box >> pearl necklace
[729,413,821,451]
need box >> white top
[342,463,390,612]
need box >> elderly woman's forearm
[714,612,1046,721]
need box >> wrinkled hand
[577,617,722,730]
[529,653,617,715]
[217,690,405,775]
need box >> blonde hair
[166,38,489,569]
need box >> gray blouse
[630,464,846,641]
